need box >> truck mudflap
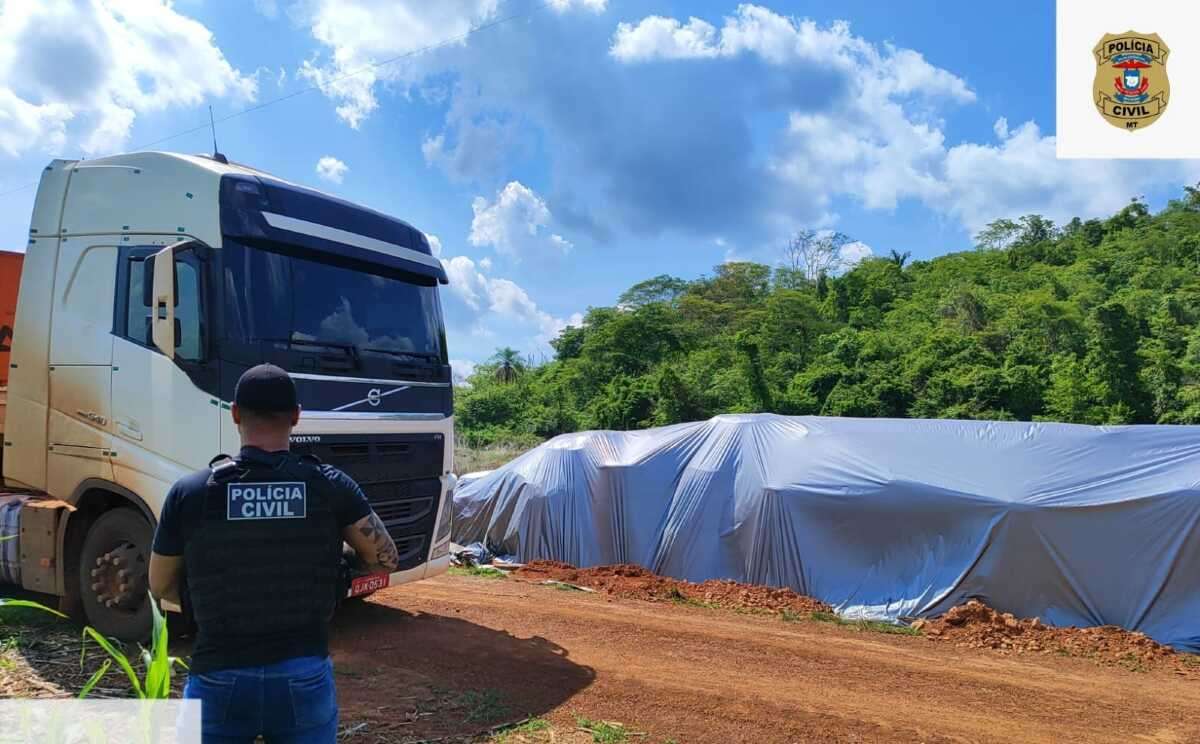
[0,495,75,592]
[0,495,25,584]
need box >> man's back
[153,447,369,674]
[148,363,400,743]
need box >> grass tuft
[1117,652,1148,673]
[665,586,718,610]
[576,716,629,743]
[449,565,507,580]
[492,717,552,743]
[459,688,510,723]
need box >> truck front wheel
[78,508,152,641]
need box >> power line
[0,0,554,199]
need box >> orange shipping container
[0,251,23,388]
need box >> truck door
[46,241,118,496]
[111,243,220,496]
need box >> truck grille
[290,433,445,571]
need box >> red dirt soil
[513,560,832,615]
[517,562,1194,674]
[331,573,1200,744]
[917,599,1193,673]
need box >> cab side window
[123,256,150,346]
[117,248,204,362]
[174,260,202,362]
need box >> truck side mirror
[150,244,178,359]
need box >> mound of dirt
[513,561,831,615]
[915,599,1196,674]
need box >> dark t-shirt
[152,446,372,673]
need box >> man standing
[149,364,399,743]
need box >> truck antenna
[208,106,228,164]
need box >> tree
[975,218,1020,250]
[490,347,525,384]
[617,275,690,308]
[1017,215,1056,246]
[887,249,912,268]
[1185,183,1200,211]
[784,229,854,281]
[454,191,1200,444]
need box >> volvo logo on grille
[332,385,410,412]
[290,435,322,444]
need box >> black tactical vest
[183,452,342,639]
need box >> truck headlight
[435,479,455,544]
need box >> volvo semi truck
[0,152,456,639]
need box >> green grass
[576,717,629,743]
[1117,652,1149,673]
[449,565,507,580]
[665,586,718,610]
[0,635,18,670]
[492,718,552,743]
[810,611,922,636]
[0,604,63,627]
[459,688,510,723]
[549,581,586,592]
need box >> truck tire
[78,508,152,641]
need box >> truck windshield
[222,239,445,364]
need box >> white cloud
[469,181,572,258]
[315,155,349,184]
[610,5,1200,236]
[0,88,72,158]
[443,254,578,345]
[450,358,476,386]
[297,1,501,129]
[610,6,975,222]
[0,0,256,157]
[612,5,974,107]
[838,240,874,268]
[610,16,720,61]
[295,2,1200,245]
[549,0,607,11]
[425,233,443,257]
[940,118,1200,234]
[420,96,518,182]
[298,0,610,131]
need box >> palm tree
[491,347,525,383]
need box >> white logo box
[0,700,200,744]
[1057,0,1200,158]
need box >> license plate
[349,572,390,597]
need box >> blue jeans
[183,656,338,743]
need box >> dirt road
[330,573,1200,744]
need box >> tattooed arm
[342,510,401,572]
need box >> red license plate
[349,572,390,597]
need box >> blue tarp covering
[452,414,1200,651]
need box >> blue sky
[2,1,1198,374]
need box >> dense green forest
[454,186,1200,447]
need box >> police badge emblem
[1093,32,1170,131]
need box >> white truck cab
[1,152,455,639]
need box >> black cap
[234,364,298,412]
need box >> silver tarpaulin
[453,414,1200,650]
